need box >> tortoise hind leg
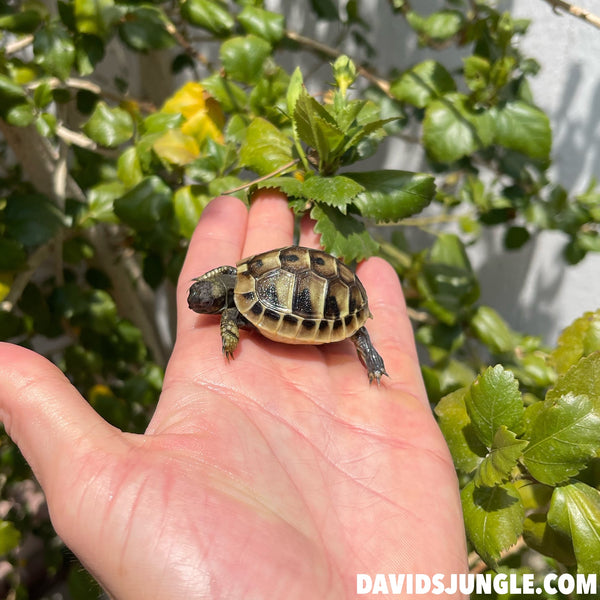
[350,326,388,385]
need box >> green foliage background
[1,0,600,597]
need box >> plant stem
[541,0,600,29]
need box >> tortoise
[187,246,387,384]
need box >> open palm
[0,190,467,599]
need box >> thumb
[0,342,119,498]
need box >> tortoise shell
[233,246,371,344]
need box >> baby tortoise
[187,246,387,384]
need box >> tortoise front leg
[220,308,248,360]
[350,326,388,385]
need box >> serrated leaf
[302,175,364,213]
[238,6,285,43]
[311,204,378,262]
[390,60,456,108]
[548,351,600,403]
[434,388,487,473]
[423,93,494,162]
[220,35,272,84]
[33,23,75,80]
[551,311,600,376]
[522,392,600,485]
[461,480,524,566]
[465,365,524,447]
[474,426,528,487]
[286,67,304,117]
[83,101,134,147]
[114,176,173,231]
[293,90,343,167]
[4,193,64,247]
[348,170,435,221]
[492,101,551,161]
[180,0,234,36]
[239,117,293,176]
[254,176,305,200]
[547,482,600,575]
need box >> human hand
[0,190,467,599]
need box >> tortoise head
[188,279,229,314]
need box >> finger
[0,343,121,497]
[242,189,294,256]
[356,257,428,402]
[176,195,249,335]
[298,211,322,248]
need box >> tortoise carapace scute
[187,246,387,384]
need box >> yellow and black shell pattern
[234,246,371,344]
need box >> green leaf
[118,6,174,51]
[220,35,272,84]
[0,10,42,33]
[504,225,530,249]
[492,101,552,161]
[470,305,519,354]
[434,388,487,473]
[254,176,305,200]
[33,23,76,80]
[419,10,464,41]
[238,6,285,43]
[348,170,435,221]
[117,147,143,188]
[293,90,344,167]
[0,520,21,555]
[201,72,247,113]
[416,234,479,325]
[0,75,34,126]
[86,181,125,224]
[180,0,234,36]
[4,194,64,247]
[0,238,27,271]
[239,117,293,176]
[83,101,134,147]
[522,392,600,485]
[114,176,173,231]
[464,365,524,447]
[548,351,600,403]
[461,480,524,565]
[547,482,600,575]
[551,310,600,376]
[423,93,494,162]
[74,0,117,38]
[390,60,456,108]
[309,0,339,20]
[474,426,528,487]
[302,175,364,213]
[311,204,378,262]
[173,186,210,239]
[522,513,576,566]
[286,67,304,117]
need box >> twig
[285,30,391,96]
[541,0,600,29]
[222,159,300,195]
[4,34,34,55]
